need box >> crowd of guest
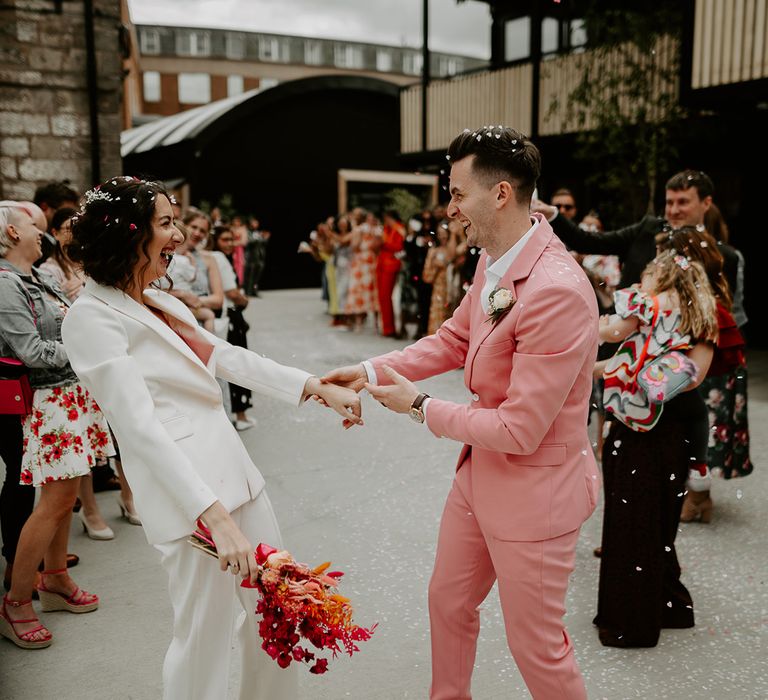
[300,204,479,339]
[0,184,264,650]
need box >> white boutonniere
[487,287,515,324]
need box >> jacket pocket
[506,443,566,466]
[475,338,514,357]
[161,414,194,441]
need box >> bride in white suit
[61,177,361,700]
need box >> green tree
[554,3,685,222]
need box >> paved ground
[1,288,766,699]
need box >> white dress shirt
[363,218,540,425]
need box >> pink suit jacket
[371,215,600,541]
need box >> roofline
[134,23,488,63]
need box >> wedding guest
[176,210,224,317]
[551,187,578,221]
[166,223,216,333]
[345,212,379,332]
[39,208,84,300]
[230,215,249,285]
[594,251,717,647]
[244,216,269,297]
[0,203,109,650]
[422,221,458,335]
[40,207,115,540]
[62,177,361,699]
[33,181,79,229]
[534,170,727,289]
[209,225,255,430]
[377,210,405,337]
[704,203,748,329]
[333,216,354,329]
[656,226,753,521]
[401,218,431,339]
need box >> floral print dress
[20,299,114,487]
[602,288,693,432]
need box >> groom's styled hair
[447,126,541,204]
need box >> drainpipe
[421,0,430,153]
[84,0,101,184]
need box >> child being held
[167,234,216,333]
[598,250,718,432]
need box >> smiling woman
[66,177,177,297]
[61,177,364,698]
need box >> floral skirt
[21,382,115,487]
[702,365,753,479]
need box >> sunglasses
[557,203,575,212]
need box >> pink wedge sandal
[0,595,53,649]
[36,569,99,613]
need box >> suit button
[472,393,480,401]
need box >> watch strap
[411,392,430,411]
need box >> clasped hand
[321,364,420,417]
[303,376,363,429]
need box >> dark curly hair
[67,176,170,294]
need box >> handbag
[0,357,34,416]
[0,270,37,416]
[637,351,698,404]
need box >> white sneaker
[235,418,256,431]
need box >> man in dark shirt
[532,170,738,292]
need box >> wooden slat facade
[400,63,533,153]
[692,0,768,88]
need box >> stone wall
[0,0,123,200]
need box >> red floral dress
[19,298,114,487]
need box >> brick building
[127,24,487,122]
[0,0,125,201]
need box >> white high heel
[117,497,141,526]
[78,511,114,540]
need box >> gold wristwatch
[409,392,430,423]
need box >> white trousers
[154,492,298,700]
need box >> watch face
[409,407,424,423]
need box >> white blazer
[61,279,311,545]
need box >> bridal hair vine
[674,255,691,271]
[487,286,515,324]
[83,187,114,205]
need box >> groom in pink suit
[326,126,599,699]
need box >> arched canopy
[121,75,400,158]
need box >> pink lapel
[465,215,555,381]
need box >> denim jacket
[0,259,78,389]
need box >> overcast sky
[127,0,492,59]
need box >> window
[402,52,423,75]
[334,44,363,69]
[259,37,286,62]
[225,33,245,59]
[439,57,460,76]
[504,17,530,62]
[227,75,244,97]
[142,71,161,102]
[570,19,587,49]
[178,73,211,104]
[140,29,160,55]
[304,40,323,65]
[176,30,211,57]
[541,17,559,54]
[376,50,393,73]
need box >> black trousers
[0,414,33,564]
